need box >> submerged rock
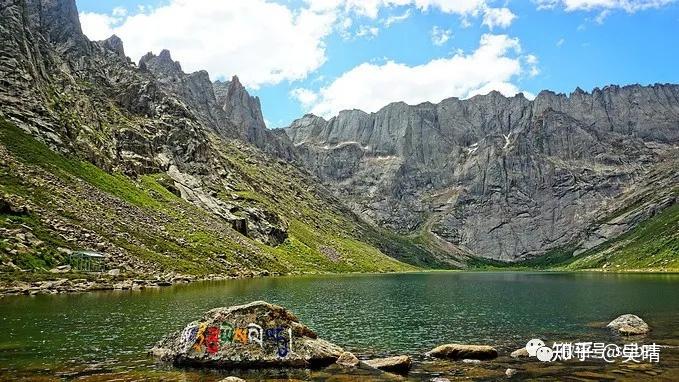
[607,314,650,335]
[336,351,360,368]
[364,355,412,373]
[426,344,498,360]
[510,348,529,358]
[150,301,344,368]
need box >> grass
[0,119,159,209]
[565,201,679,271]
[478,195,679,272]
[3,115,674,280]
[0,117,420,280]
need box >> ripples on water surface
[1,271,678,380]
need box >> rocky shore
[0,271,274,297]
[148,301,656,381]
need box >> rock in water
[150,301,344,368]
[426,344,498,360]
[364,355,412,373]
[607,314,650,335]
[335,351,360,367]
[510,348,529,358]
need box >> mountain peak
[100,35,125,58]
[139,50,183,77]
[230,75,243,87]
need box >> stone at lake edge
[150,301,344,368]
[426,344,498,360]
[336,351,360,367]
[510,348,529,358]
[364,355,412,373]
[607,314,650,335]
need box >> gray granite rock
[285,86,679,261]
[607,314,650,335]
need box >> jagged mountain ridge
[285,85,679,262]
[0,0,457,281]
[0,0,675,274]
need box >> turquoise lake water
[1,271,678,380]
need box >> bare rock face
[0,0,294,250]
[426,344,498,360]
[285,86,679,262]
[214,77,297,161]
[99,35,125,59]
[150,301,344,368]
[607,314,650,335]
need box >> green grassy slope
[563,201,678,271]
[0,118,422,282]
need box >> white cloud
[534,0,675,13]
[300,34,530,117]
[525,54,539,77]
[80,0,336,89]
[290,88,320,108]
[431,26,452,45]
[306,0,490,18]
[79,12,119,40]
[482,7,517,29]
[383,9,412,26]
[356,25,380,38]
[556,37,565,46]
[414,0,488,15]
[112,7,127,17]
[595,9,610,22]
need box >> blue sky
[76,0,679,128]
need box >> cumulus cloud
[80,0,336,89]
[482,7,517,29]
[525,54,540,77]
[431,26,452,45]
[298,34,532,117]
[79,12,118,40]
[290,88,320,108]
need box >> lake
[1,271,678,381]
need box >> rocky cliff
[285,87,679,262]
[0,0,445,284]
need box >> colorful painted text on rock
[181,322,293,357]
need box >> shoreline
[2,268,678,298]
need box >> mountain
[0,0,459,285]
[0,0,675,283]
[284,87,679,267]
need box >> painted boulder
[150,301,344,368]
